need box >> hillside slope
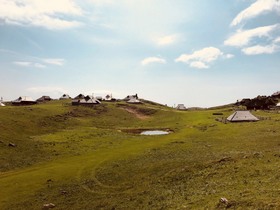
[1,101,280,209]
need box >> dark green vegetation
[0,100,280,209]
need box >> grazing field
[0,100,280,209]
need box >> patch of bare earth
[121,107,149,119]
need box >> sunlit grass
[0,100,280,209]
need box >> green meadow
[0,100,280,209]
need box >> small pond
[140,130,170,135]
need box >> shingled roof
[227,111,259,122]
[12,96,37,105]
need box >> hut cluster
[1,91,279,123]
[0,93,143,106]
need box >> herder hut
[74,94,85,99]
[0,97,5,106]
[227,111,259,122]
[127,98,141,104]
[72,95,101,106]
[12,96,37,105]
[96,96,103,101]
[176,104,187,110]
[59,94,71,100]
[105,94,116,102]
[124,94,138,101]
[36,96,52,102]
[72,94,85,105]
[272,91,280,99]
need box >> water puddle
[140,130,170,135]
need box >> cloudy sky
[0,0,279,107]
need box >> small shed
[96,96,103,101]
[124,94,138,101]
[59,94,71,100]
[127,98,141,104]
[272,91,280,98]
[12,96,37,105]
[37,96,52,102]
[227,111,259,122]
[105,94,116,102]
[72,95,101,105]
[74,94,85,100]
[176,104,187,110]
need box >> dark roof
[272,91,280,96]
[72,95,101,105]
[74,94,85,99]
[13,96,35,102]
[37,96,52,102]
[60,94,71,99]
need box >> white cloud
[225,54,235,59]
[156,34,180,46]
[86,0,190,42]
[224,24,278,47]
[175,47,224,68]
[14,61,32,67]
[14,58,63,68]
[43,58,65,66]
[33,63,46,68]
[190,61,209,69]
[14,61,46,68]
[31,16,82,30]
[231,0,280,26]
[141,57,166,66]
[274,36,280,43]
[0,0,83,29]
[87,0,114,6]
[242,44,279,55]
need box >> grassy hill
[0,100,280,209]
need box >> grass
[0,100,280,209]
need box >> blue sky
[0,0,279,107]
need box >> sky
[0,0,279,107]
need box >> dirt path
[121,107,149,119]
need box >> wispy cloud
[224,24,278,47]
[0,0,83,30]
[43,58,65,66]
[33,63,46,68]
[155,34,180,46]
[13,61,32,67]
[141,57,166,66]
[13,57,64,68]
[274,36,280,43]
[226,0,280,56]
[85,0,190,43]
[231,0,280,26]
[225,54,235,59]
[175,47,231,69]
[14,61,46,68]
[242,44,279,55]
